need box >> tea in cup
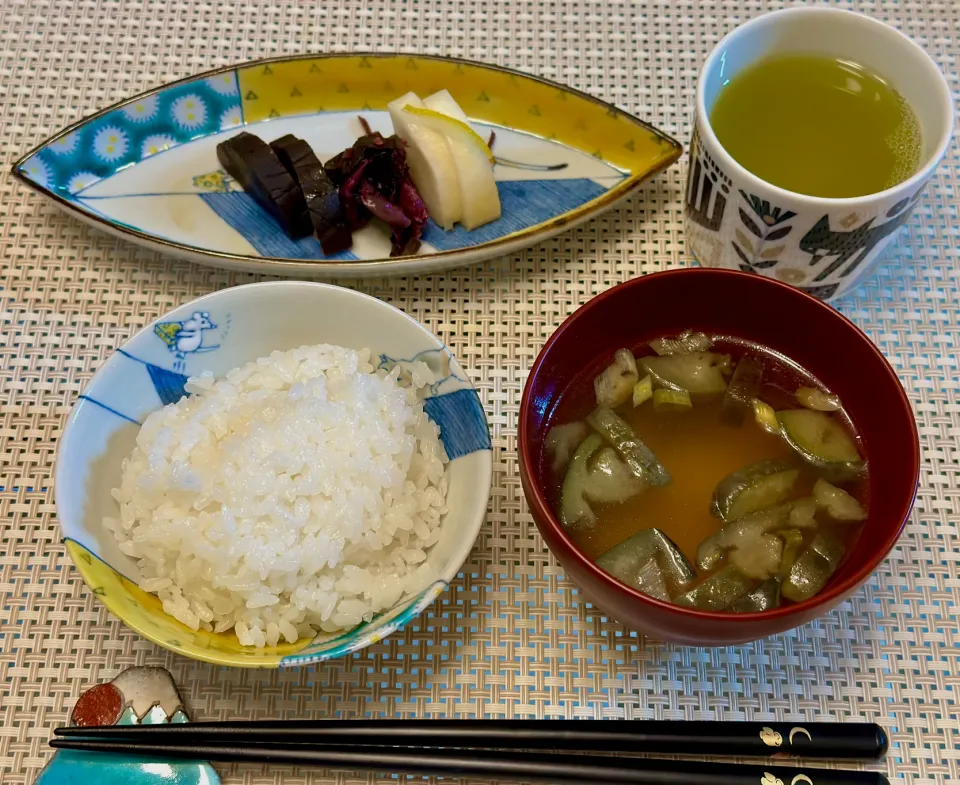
[685,7,953,299]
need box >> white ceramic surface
[54,281,492,666]
[684,6,954,300]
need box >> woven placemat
[1,1,957,783]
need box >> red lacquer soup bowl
[518,269,918,645]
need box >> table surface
[1,1,958,783]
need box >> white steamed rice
[105,344,448,648]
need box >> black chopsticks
[50,739,890,785]
[52,720,890,784]
[54,719,888,760]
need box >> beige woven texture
[1,1,958,783]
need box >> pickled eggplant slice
[594,349,639,408]
[559,433,604,528]
[587,407,671,487]
[697,499,814,571]
[270,134,352,255]
[777,409,865,480]
[632,375,653,407]
[721,356,764,427]
[796,386,841,412]
[711,459,799,521]
[777,528,804,577]
[649,330,713,356]
[731,578,782,612]
[782,531,846,602]
[216,132,311,238]
[730,533,783,580]
[674,566,753,611]
[595,528,693,600]
[582,447,645,504]
[653,388,692,412]
[752,398,780,435]
[545,422,588,474]
[813,478,867,521]
[639,352,731,396]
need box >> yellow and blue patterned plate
[12,54,681,277]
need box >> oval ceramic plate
[12,54,680,277]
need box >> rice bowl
[54,280,491,667]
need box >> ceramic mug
[684,6,954,300]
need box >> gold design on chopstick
[760,727,783,747]
[761,772,784,785]
[789,727,812,744]
[791,775,814,785]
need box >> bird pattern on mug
[798,188,924,282]
[684,118,926,301]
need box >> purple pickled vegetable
[359,182,411,228]
[393,176,428,256]
[325,132,431,256]
[340,159,372,228]
[326,132,397,185]
[399,177,428,224]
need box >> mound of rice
[105,344,448,648]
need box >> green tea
[710,54,921,198]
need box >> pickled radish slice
[387,92,462,229]
[411,92,501,230]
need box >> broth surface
[573,395,799,561]
[546,337,868,609]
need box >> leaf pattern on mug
[732,243,752,266]
[776,267,808,284]
[742,192,797,226]
[765,225,793,241]
[739,209,764,238]
[732,191,798,275]
[796,281,840,299]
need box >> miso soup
[544,331,868,612]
